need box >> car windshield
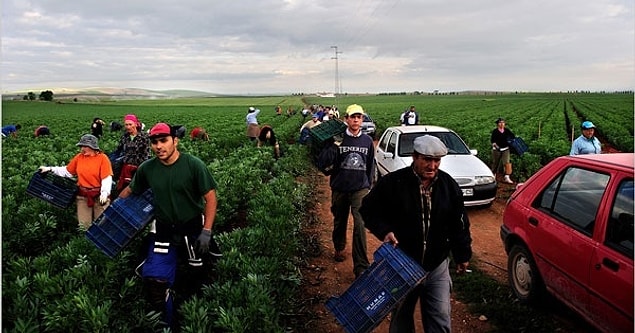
[398,132,471,156]
[363,115,372,122]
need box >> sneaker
[334,251,345,262]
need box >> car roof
[385,125,452,134]
[566,153,634,170]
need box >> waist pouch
[155,215,203,244]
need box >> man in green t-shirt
[119,122,218,328]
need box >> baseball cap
[581,121,596,129]
[346,104,364,116]
[149,122,172,138]
[413,135,448,158]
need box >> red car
[500,153,633,333]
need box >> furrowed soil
[295,172,600,333]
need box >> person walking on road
[490,117,516,184]
[360,135,472,333]
[317,104,374,278]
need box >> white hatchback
[374,125,497,206]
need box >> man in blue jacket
[361,135,472,333]
[318,104,374,278]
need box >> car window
[387,132,397,155]
[378,131,389,151]
[534,167,609,236]
[605,179,634,258]
[398,132,470,156]
[363,115,372,122]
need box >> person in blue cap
[570,121,601,155]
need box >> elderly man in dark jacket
[360,134,472,333]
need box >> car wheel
[507,244,544,304]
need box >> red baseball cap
[149,122,172,138]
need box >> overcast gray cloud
[2,0,633,94]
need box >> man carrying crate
[361,135,473,333]
[118,122,219,329]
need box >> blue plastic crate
[86,189,154,258]
[325,243,427,333]
[26,171,78,209]
[508,137,528,156]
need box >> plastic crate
[508,137,528,156]
[325,243,427,333]
[309,119,347,144]
[26,171,78,209]
[86,189,154,258]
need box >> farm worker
[2,124,21,138]
[34,125,50,137]
[360,135,473,333]
[246,106,261,141]
[570,121,601,155]
[38,134,113,229]
[257,124,281,159]
[402,105,419,126]
[118,122,219,329]
[110,121,123,132]
[190,127,209,141]
[490,117,516,184]
[299,113,322,144]
[317,104,374,278]
[111,114,151,194]
[91,117,106,138]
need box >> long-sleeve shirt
[246,109,261,126]
[570,135,601,155]
[326,129,374,192]
[116,132,151,166]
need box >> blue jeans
[389,258,452,333]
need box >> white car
[374,125,497,206]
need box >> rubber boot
[503,175,513,184]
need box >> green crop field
[1,92,632,332]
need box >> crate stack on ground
[326,243,427,333]
[86,189,154,258]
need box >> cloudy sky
[2,0,633,95]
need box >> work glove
[38,166,51,173]
[99,192,109,206]
[195,229,212,254]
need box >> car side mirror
[381,152,394,159]
[470,149,478,155]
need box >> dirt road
[297,173,513,333]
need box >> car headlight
[474,176,495,185]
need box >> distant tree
[27,92,36,100]
[39,90,54,101]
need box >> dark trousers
[331,189,370,276]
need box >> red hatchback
[500,153,633,333]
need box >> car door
[588,177,634,332]
[375,129,398,176]
[531,166,610,316]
